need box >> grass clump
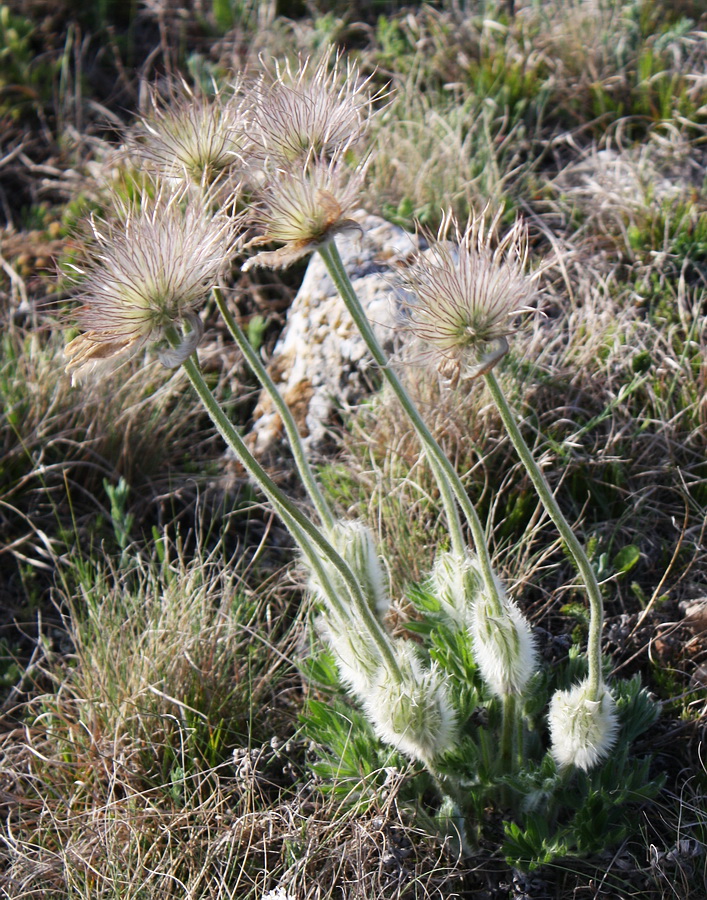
[0,533,300,897]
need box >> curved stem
[319,240,502,615]
[483,369,603,698]
[169,331,401,679]
[212,287,335,531]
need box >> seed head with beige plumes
[242,154,363,271]
[65,190,238,381]
[252,51,378,167]
[132,79,251,190]
[399,211,539,382]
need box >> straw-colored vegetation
[2,1,707,897]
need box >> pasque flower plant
[398,210,619,771]
[64,50,661,870]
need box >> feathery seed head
[134,80,251,189]
[253,52,376,166]
[548,680,619,771]
[470,586,537,698]
[65,191,238,381]
[400,210,538,380]
[363,643,458,764]
[429,549,483,628]
[242,155,363,270]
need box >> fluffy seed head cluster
[65,192,237,381]
[400,211,538,379]
[429,549,483,628]
[470,586,537,698]
[548,680,619,771]
[363,643,458,765]
[252,53,376,165]
[242,156,363,270]
[134,80,250,189]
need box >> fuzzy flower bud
[316,610,381,697]
[429,549,483,628]
[242,155,363,271]
[470,587,537,698]
[305,519,389,621]
[328,520,389,618]
[363,643,457,765]
[65,190,238,382]
[399,210,538,382]
[548,680,619,771]
[304,520,390,693]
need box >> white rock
[249,212,417,457]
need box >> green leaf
[612,545,641,574]
[247,314,268,353]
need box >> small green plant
[103,476,134,554]
[0,5,60,119]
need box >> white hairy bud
[316,611,380,696]
[329,520,389,618]
[429,549,483,627]
[470,587,537,698]
[363,643,458,765]
[548,680,619,771]
[307,519,389,620]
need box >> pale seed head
[133,79,251,189]
[65,190,238,381]
[242,155,363,270]
[400,210,538,379]
[252,51,377,166]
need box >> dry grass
[2,1,707,897]
[1,536,292,897]
[0,536,467,899]
[364,82,535,229]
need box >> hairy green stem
[501,694,517,774]
[212,286,335,531]
[483,369,603,698]
[319,240,503,615]
[168,329,401,679]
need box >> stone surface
[248,212,418,457]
